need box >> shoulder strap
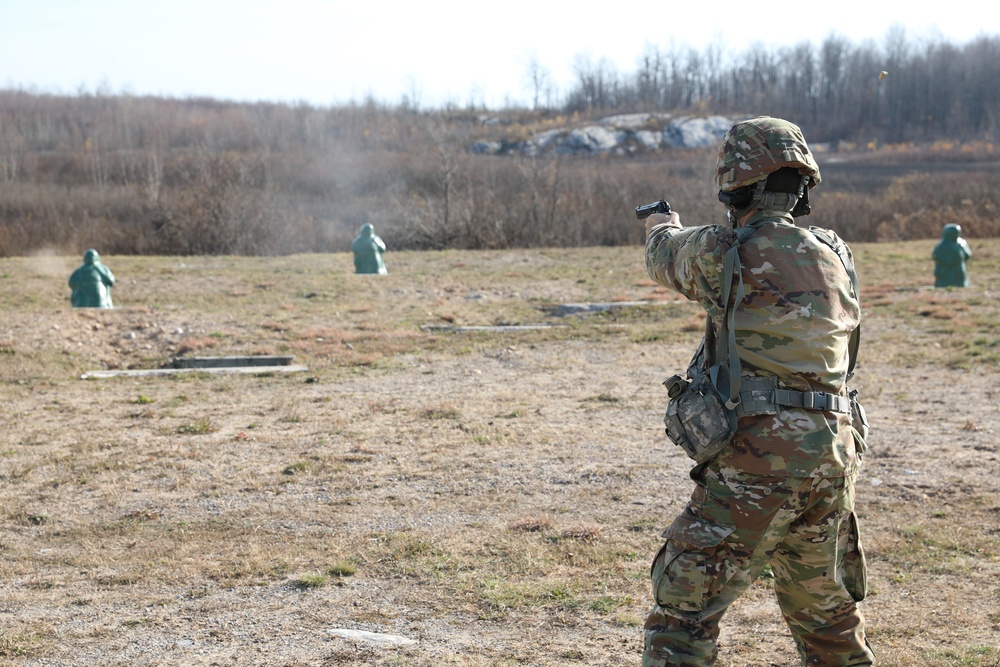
[808,227,862,378]
[713,226,755,410]
[808,227,859,299]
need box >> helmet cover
[715,116,821,192]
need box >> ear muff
[791,186,811,217]
[717,187,752,209]
[719,173,814,217]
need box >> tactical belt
[736,376,851,419]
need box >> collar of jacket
[739,209,795,229]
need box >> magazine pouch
[663,364,738,465]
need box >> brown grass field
[1,238,999,666]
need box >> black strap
[703,225,754,411]
[718,240,745,409]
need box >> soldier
[641,117,874,666]
[352,223,388,275]
[68,248,116,308]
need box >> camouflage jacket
[646,210,861,477]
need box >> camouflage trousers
[643,467,874,667]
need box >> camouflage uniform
[642,117,874,666]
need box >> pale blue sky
[0,0,994,108]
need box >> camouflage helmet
[715,116,821,192]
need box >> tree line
[558,31,1000,144]
[0,32,997,257]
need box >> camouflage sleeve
[645,223,735,320]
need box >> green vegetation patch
[174,418,217,435]
[481,577,581,612]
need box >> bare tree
[523,54,553,111]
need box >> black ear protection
[717,173,813,217]
[717,187,753,209]
[791,187,811,217]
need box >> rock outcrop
[471,114,741,157]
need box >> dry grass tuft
[420,404,462,420]
[174,337,218,355]
[560,524,604,543]
[509,516,553,533]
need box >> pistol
[635,199,671,220]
